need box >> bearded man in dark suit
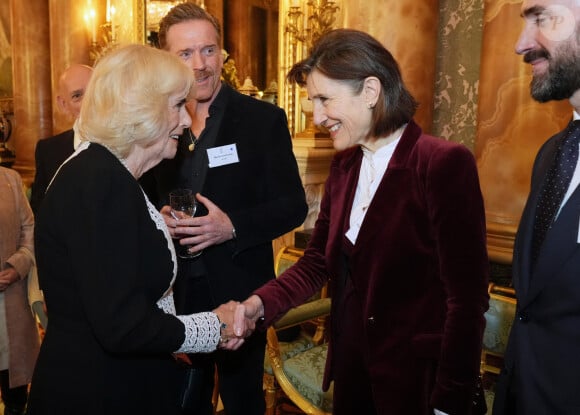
[494,1,580,413]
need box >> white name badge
[207,144,239,168]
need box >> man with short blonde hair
[142,3,307,415]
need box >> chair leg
[264,373,277,415]
[212,365,219,415]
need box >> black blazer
[29,144,186,414]
[143,84,307,305]
[30,129,75,214]
[494,126,580,414]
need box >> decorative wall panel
[433,0,484,149]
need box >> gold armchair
[481,283,516,376]
[264,246,333,415]
[481,282,516,411]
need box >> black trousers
[0,370,27,413]
[174,273,266,415]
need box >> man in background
[142,3,307,415]
[30,64,92,213]
[494,1,580,413]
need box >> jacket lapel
[522,186,580,306]
[517,126,580,306]
[513,145,555,300]
[212,86,240,148]
[352,121,422,252]
[324,148,361,277]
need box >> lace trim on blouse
[175,312,221,353]
[156,295,220,353]
[156,292,176,315]
[140,175,220,353]
[143,194,177,293]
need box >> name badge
[207,144,239,168]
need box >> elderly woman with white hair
[26,44,251,415]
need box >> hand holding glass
[169,189,202,258]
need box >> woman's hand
[213,300,256,350]
[240,295,265,324]
[0,266,19,291]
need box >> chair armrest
[273,298,331,331]
[32,301,48,330]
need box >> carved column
[10,0,52,185]
[475,0,569,264]
[205,0,224,31]
[291,98,334,229]
[49,0,91,134]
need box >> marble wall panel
[49,0,92,134]
[341,0,439,132]
[11,0,52,183]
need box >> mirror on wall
[144,0,188,46]
[0,1,11,100]
[143,0,278,93]
[224,0,278,92]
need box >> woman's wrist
[216,314,227,344]
[246,295,265,322]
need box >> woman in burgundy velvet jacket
[240,29,489,415]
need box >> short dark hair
[287,29,417,138]
[158,2,221,50]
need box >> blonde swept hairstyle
[78,44,194,159]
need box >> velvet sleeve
[254,156,334,326]
[425,144,489,414]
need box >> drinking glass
[169,189,202,258]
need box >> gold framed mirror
[140,0,278,93]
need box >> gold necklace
[187,128,199,152]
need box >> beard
[526,43,580,102]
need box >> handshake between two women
[211,295,265,351]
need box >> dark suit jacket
[142,84,307,305]
[255,121,489,414]
[28,144,185,415]
[494,126,580,414]
[30,129,75,214]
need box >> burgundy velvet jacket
[254,121,489,414]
